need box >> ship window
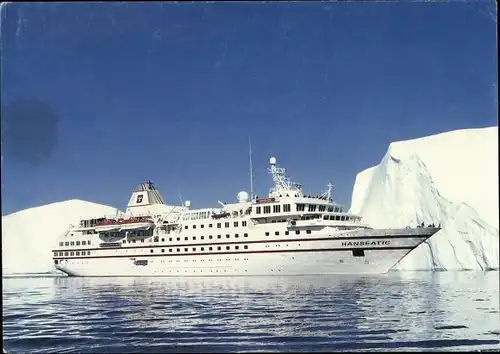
[88,240,91,245]
[201,236,205,240]
[256,206,262,214]
[161,249,165,253]
[76,251,80,256]
[65,242,69,246]
[329,206,334,212]
[75,241,80,246]
[87,251,91,255]
[209,235,213,239]
[226,246,230,250]
[209,224,213,228]
[244,233,248,237]
[58,252,63,256]
[244,245,248,249]
[122,240,126,243]
[70,241,75,246]
[217,223,221,228]
[59,242,63,246]
[235,245,239,250]
[235,234,239,238]
[184,248,188,252]
[225,222,229,228]
[352,249,365,257]
[193,236,196,240]
[306,230,311,234]
[275,231,279,236]
[217,246,221,251]
[217,235,221,239]
[169,249,172,252]
[335,216,340,220]
[169,238,172,241]
[82,241,86,245]
[285,231,289,235]
[273,205,280,213]
[177,248,180,252]
[201,224,204,228]
[242,221,247,227]
[234,221,238,227]
[341,216,345,221]
[64,251,69,256]
[283,204,291,212]
[193,225,196,229]
[201,247,204,251]
[177,237,180,241]
[209,247,213,251]
[193,248,196,251]
[296,204,305,212]
[308,205,317,212]
[150,249,154,253]
[184,237,188,241]
[295,230,300,234]
[263,206,271,214]
[70,252,74,256]
[141,239,145,243]
[226,234,230,239]
[265,232,270,236]
[184,226,188,229]
[132,240,136,243]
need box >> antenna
[249,136,254,200]
[178,192,184,206]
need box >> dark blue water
[2,272,499,353]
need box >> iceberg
[350,127,499,271]
[2,200,121,275]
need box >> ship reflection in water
[2,272,499,353]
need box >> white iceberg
[2,200,121,275]
[350,126,499,271]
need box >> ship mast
[249,136,254,200]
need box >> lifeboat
[94,216,154,232]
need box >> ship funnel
[126,181,166,209]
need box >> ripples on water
[2,272,499,353]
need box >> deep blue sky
[1,1,497,215]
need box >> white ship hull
[54,228,439,277]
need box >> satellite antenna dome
[185,200,191,208]
[237,191,249,203]
[270,157,277,165]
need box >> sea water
[2,271,499,353]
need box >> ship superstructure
[52,158,440,276]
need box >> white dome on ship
[184,200,191,208]
[237,191,249,203]
[270,157,277,165]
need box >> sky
[1,1,497,215]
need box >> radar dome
[270,157,277,165]
[184,200,191,208]
[237,191,249,203]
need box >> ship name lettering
[341,240,391,247]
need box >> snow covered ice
[350,126,499,271]
[2,200,121,275]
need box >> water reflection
[3,273,499,353]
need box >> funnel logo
[136,195,143,203]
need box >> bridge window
[319,205,326,212]
[273,205,281,213]
[296,204,305,212]
[256,206,261,214]
[308,205,317,212]
[329,206,334,212]
[264,206,271,213]
[283,204,291,212]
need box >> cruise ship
[51,157,440,277]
